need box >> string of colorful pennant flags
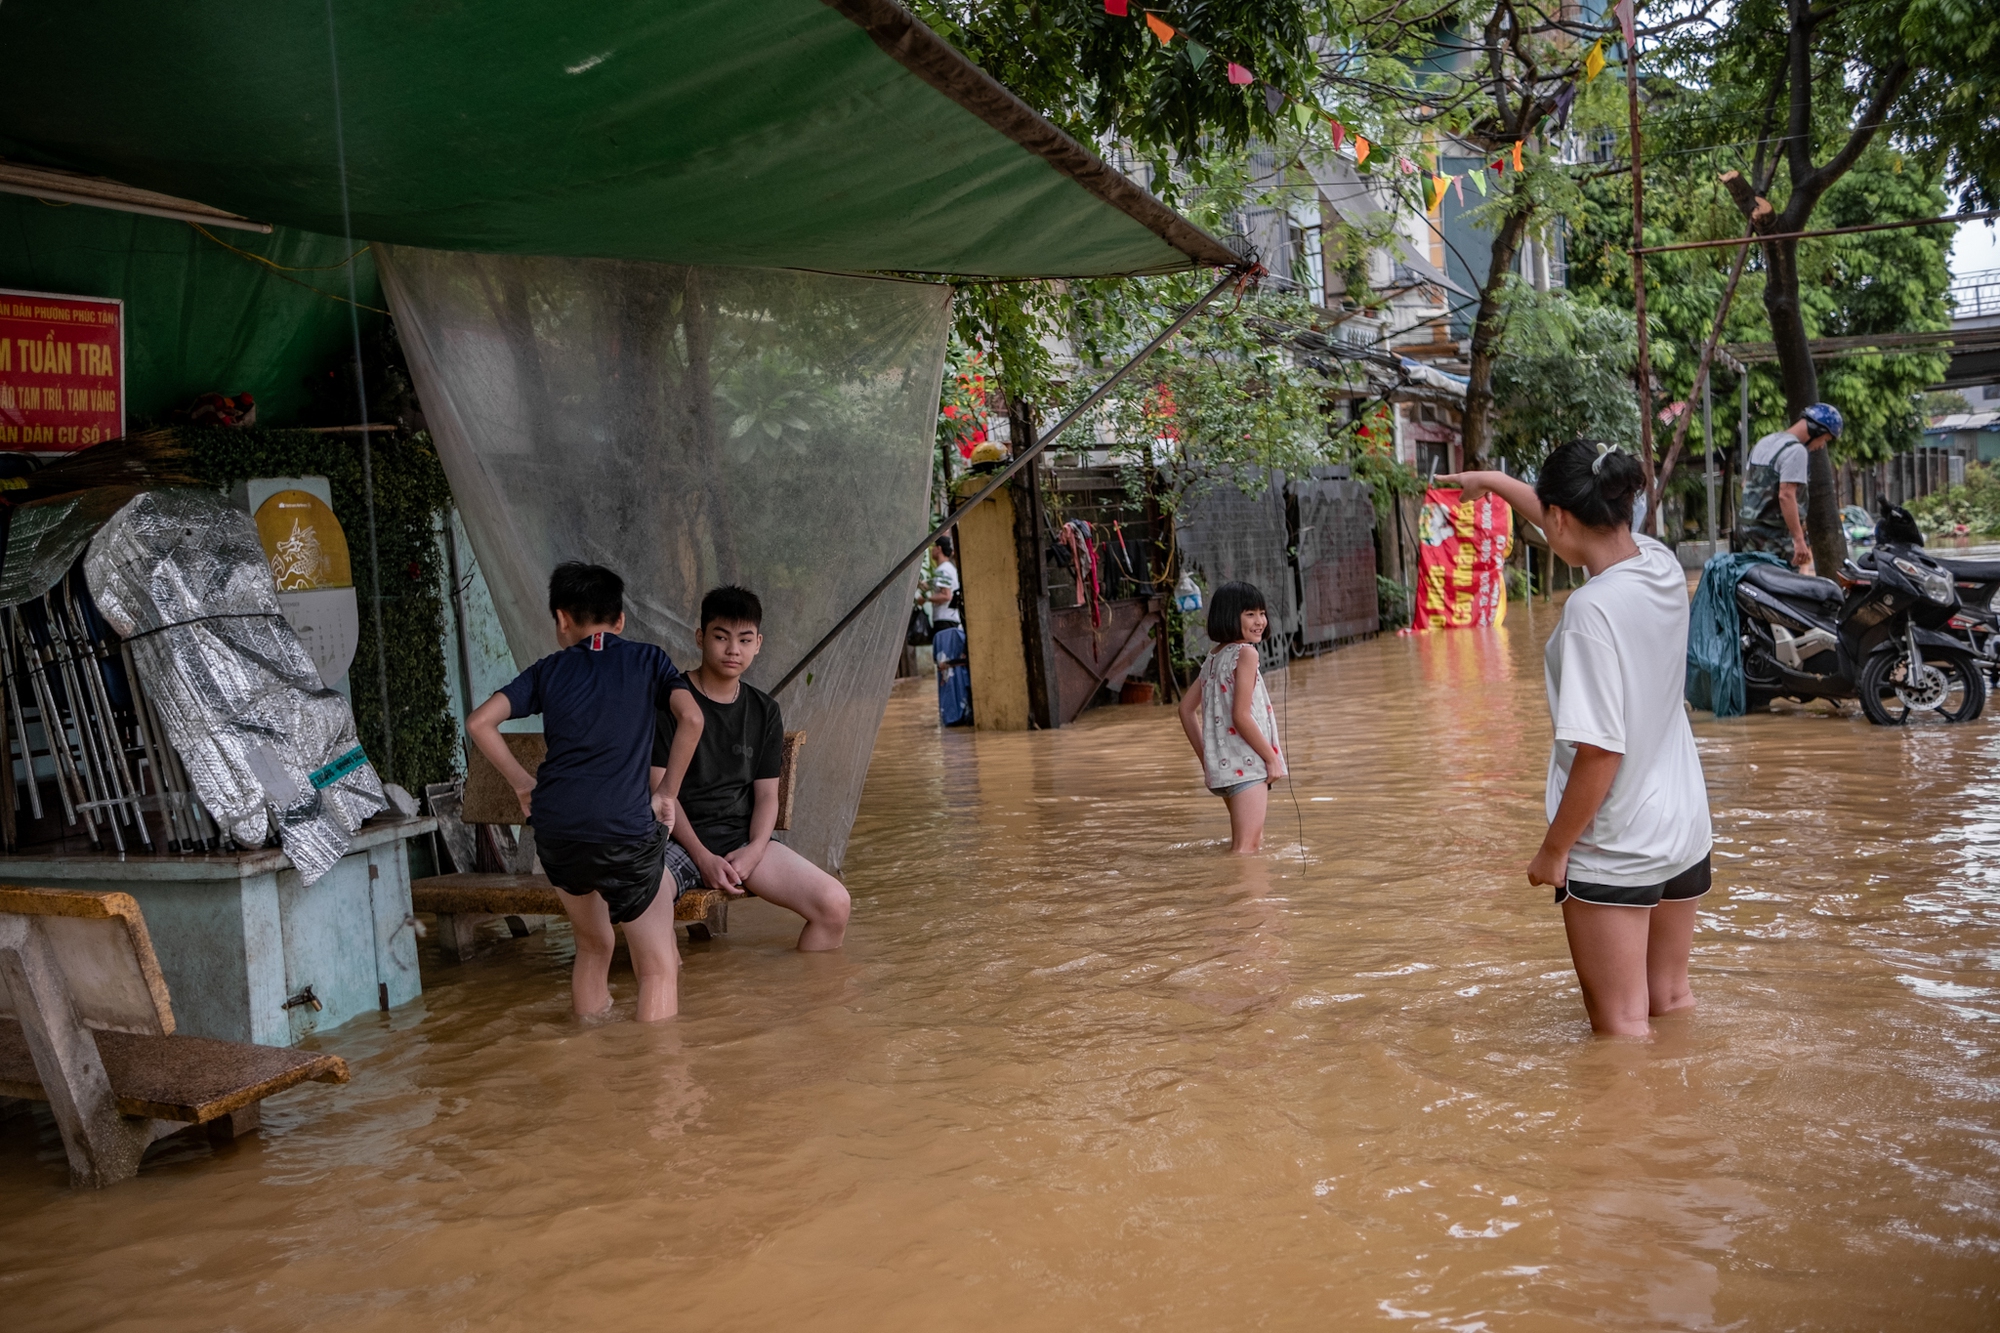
[1101,0,1633,218]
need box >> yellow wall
[956,487,1031,731]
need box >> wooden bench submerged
[414,730,805,963]
[0,886,348,1188]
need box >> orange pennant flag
[1145,12,1174,43]
[1512,141,1523,172]
[1354,136,1370,165]
[1429,175,1447,213]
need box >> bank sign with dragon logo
[0,289,123,450]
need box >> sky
[1951,221,2000,282]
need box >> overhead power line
[1633,210,1997,255]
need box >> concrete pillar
[957,485,1032,731]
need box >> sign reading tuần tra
[0,289,123,451]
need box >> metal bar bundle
[0,573,216,854]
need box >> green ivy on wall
[182,426,458,791]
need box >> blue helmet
[1802,402,1843,438]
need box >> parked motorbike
[1736,502,1987,725]
[1931,553,2000,688]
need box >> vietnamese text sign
[1414,487,1512,630]
[0,289,123,451]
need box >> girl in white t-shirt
[1177,581,1287,853]
[1442,443,1713,1037]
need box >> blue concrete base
[0,816,434,1046]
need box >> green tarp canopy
[0,0,1234,280]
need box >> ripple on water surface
[2,602,1998,1330]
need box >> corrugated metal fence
[1176,466,1379,663]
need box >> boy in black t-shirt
[655,586,851,951]
[468,562,706,1021]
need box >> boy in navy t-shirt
[467,562,704,1021]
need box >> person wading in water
[1442,443,1714,1037]
[1733,402,1843,576]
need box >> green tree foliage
[1569,144,1954,468]
[185,427,458,791]
[1486,281,1640,468]
[1910,462,2000,537]
[910,2,1333,181]
[1654,0,1999,568]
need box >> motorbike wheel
[1856,647,1987,725]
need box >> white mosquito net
[379,248,948,869]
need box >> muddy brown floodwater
[5,598,2000,1330]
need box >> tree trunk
[1759,236,1845,573]
[1460,205,1534,468]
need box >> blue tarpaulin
[1686,552,1787,718]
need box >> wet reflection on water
[4,598,1999,1329]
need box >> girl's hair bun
[1534,439,1642,530]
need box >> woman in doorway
[1441,444,1713,1037]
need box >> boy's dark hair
[548,561,623,624]
[1535,440,1645,530]
[1206,580,1268,644]
[934,534,955,559]
[700,584,764,630]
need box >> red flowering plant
[937,344,991,460]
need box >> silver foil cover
[83,489,385,884]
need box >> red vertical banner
[1413,488,1512,630]
[0,289,124,451]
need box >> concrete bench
[0,885,347,1187]
[414,731,804,962]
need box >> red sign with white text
[1414,487,1512,630]
[0,289,124,451]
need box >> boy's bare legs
[1560,899,1654,1037]
[621,886,683,1022]
[1645,898,1698,1017]
[1225,784,1269,854]
[739,842,850,951]
[555,889,617,1016]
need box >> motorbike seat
[1933,556,2000,582]
[1741,563,1843,604]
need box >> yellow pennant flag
[1583,38,1606,82]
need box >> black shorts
[537,825,701,924]
[1557,853,1712,908]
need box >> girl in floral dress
[1177,581,1287,853]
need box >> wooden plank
[462,734,547,825]
[0,887,174,1036]
[413,873,735,926]
[0,1018,347,1123]
[775,731,806,832]
[0,917,152,1186]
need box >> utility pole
[1622,8,1657,532]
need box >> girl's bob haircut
[1206,580,1269,644]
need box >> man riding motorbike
[1733,402,1843,576]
